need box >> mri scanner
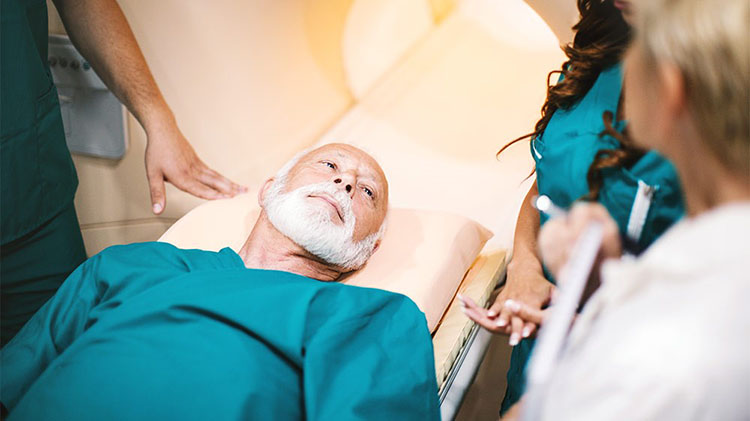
[49,0,576,418]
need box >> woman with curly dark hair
[462,0,685,414]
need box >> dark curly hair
[498,0,646,200]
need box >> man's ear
[258,178,274,208]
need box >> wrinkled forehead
[296,145,388,191]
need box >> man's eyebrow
[358,169,385,187]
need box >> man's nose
[333,172,356,197]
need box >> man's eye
[363,187,374,198]
[322,161,336,169]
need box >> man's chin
[307,196,345,225]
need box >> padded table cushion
[158,193,492,332]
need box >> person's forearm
[508,181,546,280]
[52,0,173,132]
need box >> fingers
[168,165,247,201]
[509,316,523,346]
[569,203,619,241]
[197,166,248,197]
[176,178,227,201]
[570,202,611,223]
[575,204,622,259]
[145,128,248,208]
[458,293,481,311]
[547,203,622,268]
[462,306,500,332]
[147,171,167,215]
[458,294,546,340]
[522,322,536,339]
[506,299,546,325]
[487,298,504,318]
[458,294,507,334]
[495,303,513,331]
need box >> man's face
[280,144,388,241]
[262,144,388,270]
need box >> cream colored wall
[49,0,358,255]
[317,0,565,249]
[429,0,457,22]
[342,0,435,99]
[48,0,564,255]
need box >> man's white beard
[263,179,381,270]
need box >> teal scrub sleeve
[303,293,439,420]
[0,257,98,410]
[0,242,223,409]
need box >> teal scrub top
[1,242,440,420]
[501,63,685,413]
[1,0,78,244]
[532,63,685,251]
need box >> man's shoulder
[306,282,426,330]
[92,242,242,272]
[93,241,183,264]
[97,241,176,254]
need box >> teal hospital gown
[1,242,440,420]
[500,63,685,413]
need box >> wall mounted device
[48,35,128,160]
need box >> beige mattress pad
[432,248,507,388]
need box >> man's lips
[309,194,344,222]
[614,0,630,11]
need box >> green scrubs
[500,63,685,413]
[1,0,86,345]
[1,242,440,420]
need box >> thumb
[148,171,166,214]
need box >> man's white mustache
[293,183,355,227]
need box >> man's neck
[238,213,344,282]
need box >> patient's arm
[0,258,102,411]
[302,294,439,420]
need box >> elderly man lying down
[1,144,439,420]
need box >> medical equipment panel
[48,35,128,160]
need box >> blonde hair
[636,0,749,174]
